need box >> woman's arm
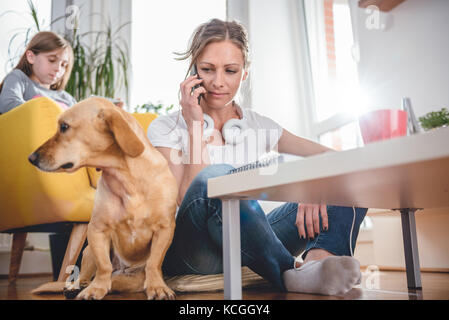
[276,128,336,157]
[177,128,211,204]
[155,147,185,206]
[170,73,209,205]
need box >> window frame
[300,0,361,142]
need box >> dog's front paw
[145,285,175,300]
[76,282,110,300]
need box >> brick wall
[324,0,336,81]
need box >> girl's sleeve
[0,71,26,114]
[66,92,77,106]
[59,91,77,110]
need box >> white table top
[208,126,449,210]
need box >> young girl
[0,31,76,114]
[147,19,368,297]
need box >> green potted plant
[64,16,130,102]
[134,102,175,115]
[418,108,449,131]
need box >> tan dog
[28,97,178,300]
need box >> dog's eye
[60,122,70,133]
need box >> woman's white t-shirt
[147,105,283,167]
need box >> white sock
[282,256,361,296]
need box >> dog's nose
[28,152,40,166]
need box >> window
[130,0,226,112]
[304,0,368,151]
[302,0,371,227]
[0,0,52,79]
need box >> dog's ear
[100,108,144,157]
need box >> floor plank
[1,270,448,300]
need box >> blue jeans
[162,164,368,291]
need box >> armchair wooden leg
[9,233,28,284]
[57,224,88,282]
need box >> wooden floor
[1,270,448,300]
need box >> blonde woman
[148,19,367,296]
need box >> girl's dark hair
[0,31,74,93]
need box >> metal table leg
[222,199,242,300]
[399,208,422,289]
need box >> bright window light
[319,120,363,151]
[305,0,367,122]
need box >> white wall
[349,0,449,117]
[357,208,449,270]
[247,0,310,138]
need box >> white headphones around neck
[203,113,249,145]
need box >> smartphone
[190,65,203,105]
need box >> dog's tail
[31,281,65,295]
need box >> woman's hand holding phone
[179,74,207,132]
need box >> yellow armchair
[0,97,157,282]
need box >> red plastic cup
[358,109,408,144]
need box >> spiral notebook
[228,154,285,174]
